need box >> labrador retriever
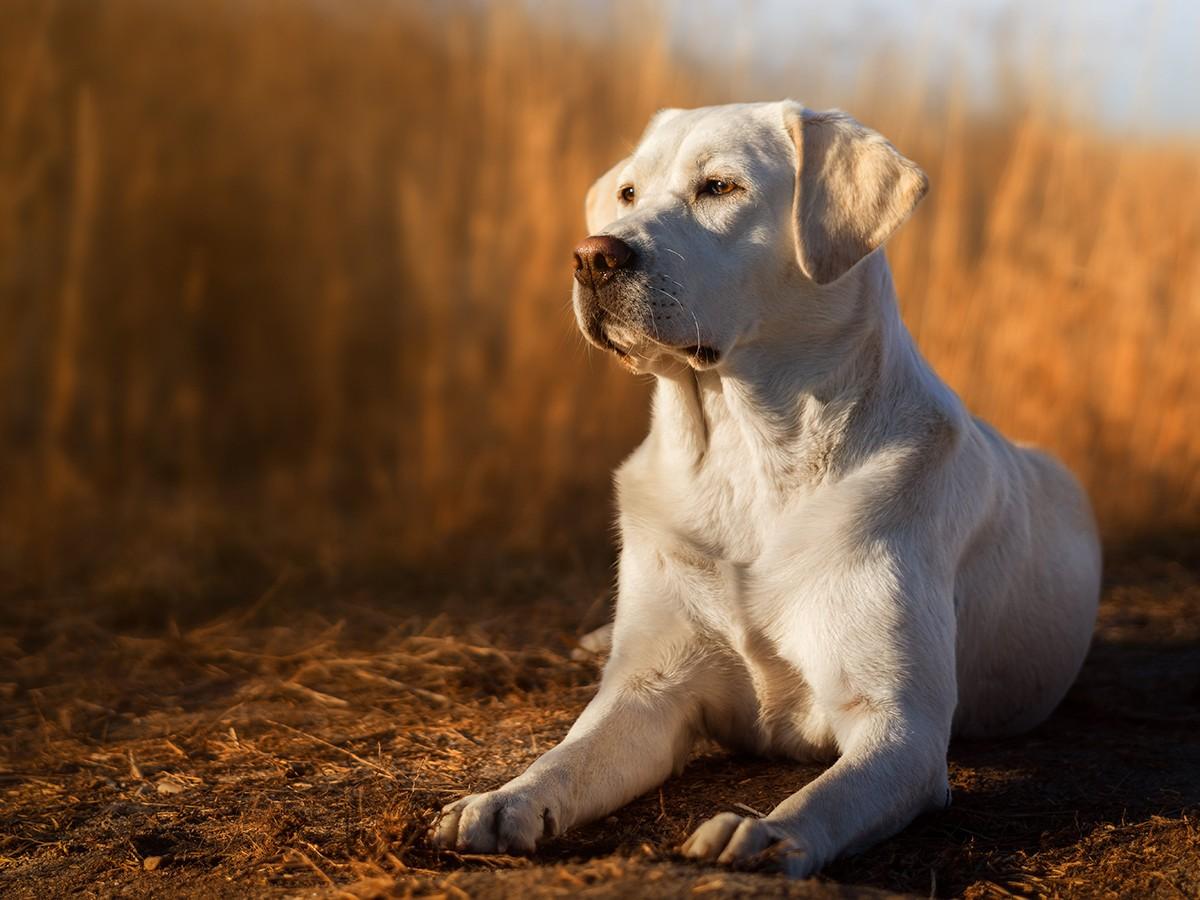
[431,101,1101,877]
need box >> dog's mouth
[581,304,721,370]
[687,344,721,366]
[665,342,722,368]
[601,333,632,361]
[584,318,630,358]
[604,330,721,369]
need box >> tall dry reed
[1,0,1197,588]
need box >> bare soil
[1,544,1198,898]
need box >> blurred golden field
[2,0,1199,592]
[3,3,1200,897]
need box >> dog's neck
[650,254,952,486]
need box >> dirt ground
[1,542,1198,898]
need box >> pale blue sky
[531,0,1200,133]
[676,0,1200,133]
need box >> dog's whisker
[652,286,702,357]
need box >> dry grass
[1,547,1198,897]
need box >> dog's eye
[618,185,635,204]
[703,179,735,196]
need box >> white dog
[432,101,1101,877]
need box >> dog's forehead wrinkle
[634,106,784,187]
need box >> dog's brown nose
[573,235,635,288]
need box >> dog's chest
[619,431,840,758]
[656,543,837,760]
[620,398,797,605]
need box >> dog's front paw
[430,789,559,855]
[681,812,815,878]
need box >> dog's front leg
[432,556,709,854]
[682,707,951,876]
[683,559,956,877]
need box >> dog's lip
[678,344,720,365]
[603,333,720,366]
[591,317,720,366]
[661,342,721,367]
[606,339,630,358]
[596,326,630,357]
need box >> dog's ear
[585,156,630,235]
[783,103,928,285]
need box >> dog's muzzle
[571,235,721,368]
[573,234,639,355]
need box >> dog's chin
[599,324,723,374]
[589,325,643,372]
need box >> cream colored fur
[431,101,1101,877]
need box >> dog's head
[571,101,927,373]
